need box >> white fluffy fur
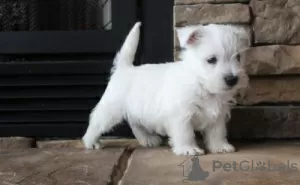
[82,22,250,156]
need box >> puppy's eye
[236,54,241,62]
[207,56,217,64]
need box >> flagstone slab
[121,141,300,185]
[0,137,35,149]
[0,148,124,185]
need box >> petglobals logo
[179,155,210,182]
[212,160,299,172]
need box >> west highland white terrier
[82,22,250,156]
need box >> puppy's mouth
[225,86,232,91]
[223,86,238,93]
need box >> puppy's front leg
[204,119,235,154]
[170,117,204,156]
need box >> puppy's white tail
[112,22,141,70]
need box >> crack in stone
[108,148,135,185]
[279,46,295,72]
[44,162,76,184]
[17,171,40,184]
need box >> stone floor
[0,138,300,185]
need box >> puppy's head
[176,24,250,95]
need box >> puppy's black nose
[224,75,238,87]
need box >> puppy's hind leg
[82,98,123,149]
[130,125,162,147]
[82,22,141,149]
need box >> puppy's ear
[176,25,202,48]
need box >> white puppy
[82,22,250,156]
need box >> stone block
[239,77,300,104]
[242,45,300,75]
[251,0,300,44]
[174,4,250,27]
[229,106,300,139]
[175,0,249,4]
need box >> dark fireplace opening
[0,0,138,57]
[0,0,174,138]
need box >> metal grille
[0,0,112,31]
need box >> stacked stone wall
[174,0,300,138]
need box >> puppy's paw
[172,146,205,156]
[208,143,235,154]
[139,135,162,147]
[82,135,102,150]
[168,139,173,147]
